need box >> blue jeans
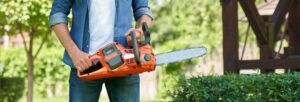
[69,68,140,102]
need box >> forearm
[52,23,79,55]
[136,15,152,28]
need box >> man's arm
[49,0,72,26]
[132,0,154,22]
[51,24,92,72]
[49,0,91,71]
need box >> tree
[0,0,52,102]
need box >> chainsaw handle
[130,31,141,66]
[129,22,150,66]
[87,54,102,69]
[77,54,103,76]
[140,22,151,45]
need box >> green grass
[19,96,166,102]
[19,96,109,102]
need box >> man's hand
[125,15,152,46]
[69,49,92,72]
[125,28,143,46]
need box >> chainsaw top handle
[130,31,140,66]
[130,22,150,66]
[140,22,151,45]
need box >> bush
[0,77,25,102]
[170,73,300,102]
[0,35,70,97]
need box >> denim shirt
[49,0,154,67]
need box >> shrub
[0,77,25,102]
[170,73,300,102]
[0,35,70,97]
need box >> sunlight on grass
[19,96,110,102]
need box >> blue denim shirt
[49,0,154,67]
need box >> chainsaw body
[77,23,155,80]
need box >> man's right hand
[52,23,92,72]
[69,49,93,72]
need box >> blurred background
[0,0,286,102]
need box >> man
[49,0,153,102]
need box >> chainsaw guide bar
[155,47,207,65]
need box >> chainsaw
[77,22,207,80]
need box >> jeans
[69,68,140,102]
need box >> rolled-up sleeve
[49,0,72,26]
[132,0,154,21]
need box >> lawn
[19,96,166,102]
[19,96,109,102]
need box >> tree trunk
[27,51,34,102]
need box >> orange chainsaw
[77,23,207,80]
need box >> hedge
[0,77,25,102]
[170,73,300,102]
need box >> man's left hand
[125,27,144,46]
[125,15,152,46]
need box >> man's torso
[65,0,133,67]
[88,0,116,54]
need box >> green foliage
[0,47,27,78]
[0,77,25,102]
[170,74,300,102]
[151,0,222,97]
[33,36,70,97]
[152,0,222,52]
[0,35,70,97]
[0,0,52,35]
[0,1,54,100]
